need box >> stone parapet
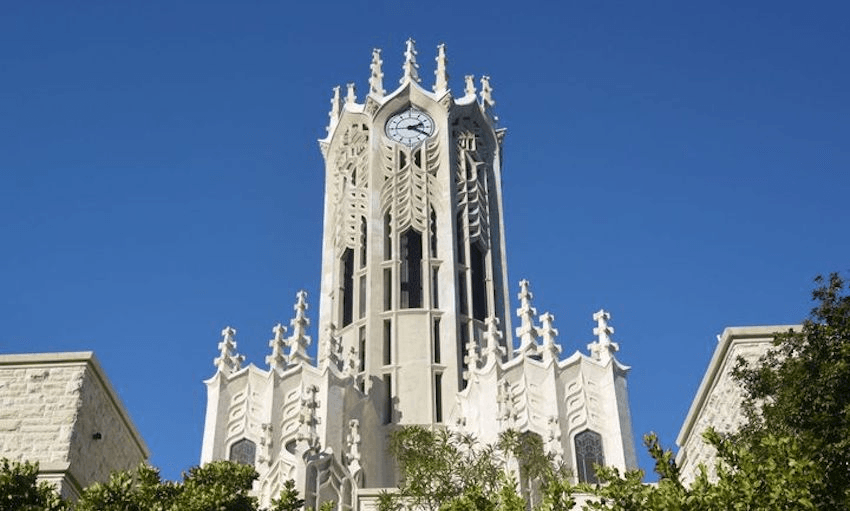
[0,352,148,499]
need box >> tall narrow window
[575,430,605,484]
[433,318,441,363]
[470,244,487,320]
[434,373,443,423]
[358,326,366,372]
[383,268,392,311]
[359,217,367,268]
[341,249,354,327]
[400,229,422,308]
[431,266,439,309]
[383,374,393,424]
[456,214,465,264]
[384,213,392,260]
[358,275,366,319]
[458,272,468,316]
[383,320,392,365]
[430,208,438,258]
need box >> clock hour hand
[407,122,428,135]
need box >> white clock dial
[385,108,435,147]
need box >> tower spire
[368,48,385,97]
[266,323,288,373]
[515,279,540,355]
[434,43,448,94]
[539,312,562,363]
[480,76,495,107]
[482,315,506,363]
[588,309,619,363]
[327,85,342,133]
[401,38,421,84]
[214,326,245,375]
[464,75,476,98]
[345,83,357,105]
[286,290,313,365]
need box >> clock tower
[316,39,511,428]
[201,40,637,511]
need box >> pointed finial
[297,384,321,452]
[369,48,385,97]
[266,323,288,373]
[434,43,448,94]
[319,323,343,370]
[346,419,362,477]
[286,290,313,366]
[346,83,357,105]
[480,76,494,107]
[401,38,421,84]
[539,312,562,363]
[482,315,506,363]
[464,75,476,98]
[588,309,620,363]
[327,86,342,133]
[214,326,245,375]
[463,334,480,380]
[515,279,540,354]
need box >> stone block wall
[675,326,797,484]
[0,352,148,499]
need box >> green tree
[0,458,67,511]
[378,426,574,511]
[270,479,305,511]
[733,272,850,509]
[584,431,823,510]
[74,460,301,511]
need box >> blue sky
[2,1,848,481]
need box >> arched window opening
[455,214,465,264]
[575,430,605,484]
[430,208,438,258]
[359,217,367,268]
[341,248,354,327]
[399,229,422,308]
[229,438,256,466]
[470,244,488,321]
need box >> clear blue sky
[2,1,848,481]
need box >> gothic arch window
[399,229,422,308]
[229,438,256,465]
[359,216,367,268]
[429,207,437,258]
[574,430,605,484]
[341,248,354,327]
[469,243,488,321]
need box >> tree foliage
[378,426,574,511]
[731,272,850,509]
[0,459,67,511]
[0,458,306,511]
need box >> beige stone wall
[0,352,148,499]
[67,364,148,490]
[676,326,798,485]
[677,340,766,484]
[0,363,84,466]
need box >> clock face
[385,108,435,147]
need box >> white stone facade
[675,325,799,484]
[201,40,637,510]
[0,352,149,499]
